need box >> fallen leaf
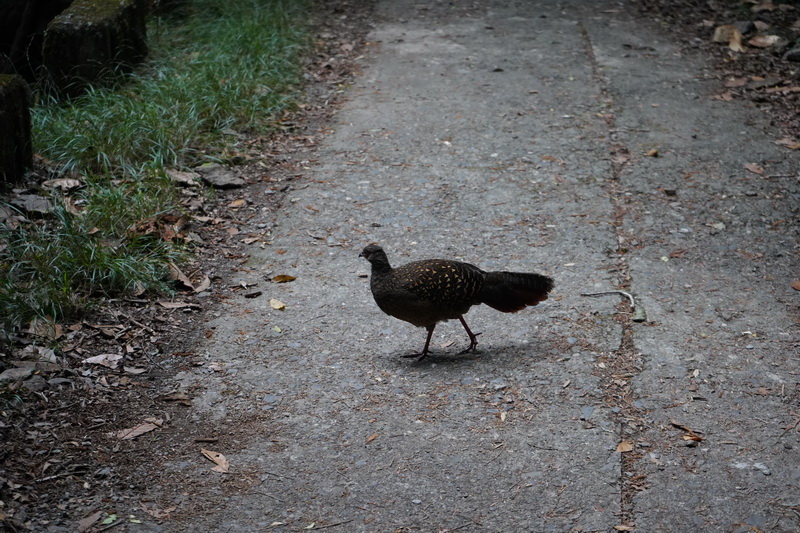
[229,198,247,208]
[140,502,177,519]
[616,440,635,453]
[712,91,734,101]
[244,291,263,299]
[774,138,800,150]
[712,25,745,52]
[764,86,800,95]
[366,433,379,444]
[78,511,103,533]
[744,162,764,175]
[42,178,83,192]
[194,275,211,293]
[159,391,192,405]
[109,418,163,441]
[123,366,147,374]
[82,353,123,369]
[270,298,286,310]
[272,274,297,283]
[613,526,636,532]
[748,34,781,47]
[751,0,776,12]
[201,448,230,473]
[168,262,194,290]
[791,280,800,291]
[158,301,201,310]
[645,148,659,157]
[724,77,748,88]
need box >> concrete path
[147,1,800,531]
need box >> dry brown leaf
[168,262,193,290]
[613,526,636,532]
[645,148,659,157]
[791,280,800,291]
[764,86,800,94]
[159,391,192,406]
[158,301,201,310]
[140,502,177,519]
[712,91,734,101]
[272,274,297,283]
[744,162,764,175]
[78,511,103,533]
[82,353,123,369]
[42,178,83,192]
[616,440,635,453]
[366,433,379,444]
[748,34,781,47]
[109,418,163,441]
[774,138,800,150]
[201,448,230,473]
[751,0,776,12]
[713,25,746,51]
[229,198,247,208]
[682,433,704,442]
[194,275,211,293]
[270,298,286,311]
[724,77,748,88]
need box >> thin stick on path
[580,290,647,322]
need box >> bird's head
[359,244,391,270]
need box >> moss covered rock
[42,0,148,96]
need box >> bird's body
[359,244,554,359]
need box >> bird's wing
[394,260,484,305]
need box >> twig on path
[580,290,647,322]
[309,519,355,530]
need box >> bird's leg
[402,324,436,360]
[458,316,482,354]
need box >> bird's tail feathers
[479,271,554,313]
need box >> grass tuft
[1,0,311,332]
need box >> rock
[0,367,33,382]
[194,163,245,189]
[166,169,201,187]
[783,47,800,63]
[42,0,148,96]
[10,193,52,216]
[22,374,47,392]
[732,21,755,35]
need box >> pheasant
[359,244,553,360]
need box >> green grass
[0,0,312,332]
[35,0,311,175]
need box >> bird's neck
[370,257,393,275]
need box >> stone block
[0,74,33,184]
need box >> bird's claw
[458,331,482,354]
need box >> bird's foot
[402,351,429,361]
[458,332,482,354]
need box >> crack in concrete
[578,20,649,529]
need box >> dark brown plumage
[359,244,554,360]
